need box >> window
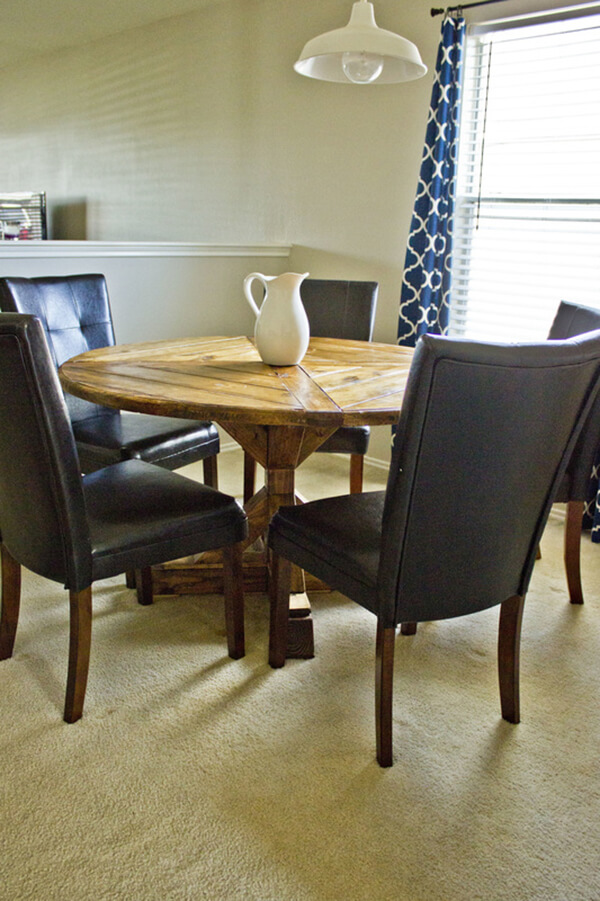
[449,8,600,341]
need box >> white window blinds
[449,8,600,341]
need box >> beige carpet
[1,451,599,901]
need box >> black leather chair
[268,331,600,766]
[547,301,600,604]
[0,314,248,723]
[243,278,378,502]
[0,274,220,485]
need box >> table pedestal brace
[153,421,340,658]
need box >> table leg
[263,455,313,658]
[153,421,338,659]
[227,422,339,658]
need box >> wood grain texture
[60,336,413,428]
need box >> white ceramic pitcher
[243,271,310,366]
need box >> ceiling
[0,0,224,68]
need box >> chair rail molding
[0,241,292,259]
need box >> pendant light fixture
[294,0,427,84]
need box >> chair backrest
[0,274,115,423]
[548,301,600,342]
[0,313,91,589]
[300,279,378,341]
[548,301,600,499]
[378,331,600,627]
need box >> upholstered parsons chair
[0,274,220,483]
[268,331,600,766]
[0,314,248,723]
[0,273,223,600]
[243,278,378,502]
[547,300,600,604]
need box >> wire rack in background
[0,193,47,240]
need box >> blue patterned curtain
[397,15,465,347]
[583,447,600,542]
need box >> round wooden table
[60,335,413,656]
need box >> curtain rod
[431,0,511,16]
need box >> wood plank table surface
[60,335,414,657]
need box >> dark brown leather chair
[0,274,220,485]
[243,278,378,502]
[268,331,600,766]
[547,300,600,604]
[0,314,247,723]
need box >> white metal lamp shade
[294,0,427,84]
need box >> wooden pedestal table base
[153,421,340,658]
[59,334,413,661]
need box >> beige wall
[0,0,590,463]
[0,242,291,341]
[0,0,438,338]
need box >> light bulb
[341,51,384,84]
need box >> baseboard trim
[549,505,566,522]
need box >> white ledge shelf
[0,241,292,259]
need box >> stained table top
[59,335,413,428]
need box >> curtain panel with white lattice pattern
[397,15,465,348]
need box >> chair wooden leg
[135,567,154,606]
[243,451,257,504]
[269,551,292,668]
[564,500,584,605]
[375,619,396,767]
[498,594,525,725]
[125,570,136,588]
[203,454,219,490]
[64,586,93,723]
[400,622,417,636]
[0,544,21,660]
[222,543,245,659]
[349,453,364,494]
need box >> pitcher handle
[243,273,268,319]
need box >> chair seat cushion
[85,459,247,583]
[315,425,370,456]
[73,411,219,472]
[269,491,384,613]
